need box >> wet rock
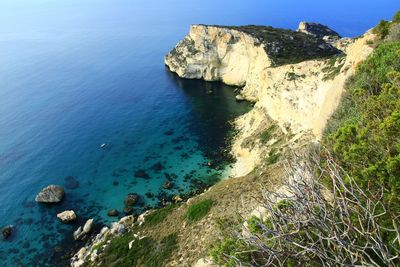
[124,193,138,206]
[134,170,150,179]
[2,226,13,240]
[73,227,83,240]
[35,185,65,203]
[57,210,77,223]
[235,94,245,101]
[107,209,119,217]
[163,181,173,189]
[123,207,133,215]
[145,192,154,198]
[83,219,94,234]
[64,176,80,190]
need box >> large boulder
[57,210,77,223]
[73,226,83,240]
[35,185,65,203]
[297,22,341,39]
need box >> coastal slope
[165,23,374,176]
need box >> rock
[163,181,173,189]
[73,227,83,240]
[124,193,138,206]
[172,195,183,203]
[77,247,86,260]
[83,219,94,234]
[235,95,245,101]
[297,21,341,39]
[128,240,135,249]
[123,206,133,215]
[107,209,119,217]
[35,185,65,203]
[134,170,150,179]
[57,210,77,223]
[2,226,12,240]
[64,176,79,190]
[110,222,125,235]
[119,215,135,226]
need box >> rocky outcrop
[35,185,65,203]
[2,225,13,240]
[297,21,341,39]
[70,215,135,267]
[164,24,340,85]
[165,23,375,177]
[57,210,77,223]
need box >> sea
[0,0,397,265]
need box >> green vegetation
[246,216,263,234]
[373,20,391,39]
[285,71,305,81]
[144,204,177,226]
[394,11,400,23]
[210,239,254,267]
[324,41,400,219]
[185,199,214,223]
[322,55,346,80]
[260,124,278,143]
[100,233,177,267]
[266,148,281,165]
[220,25,340,66]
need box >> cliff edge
[165,23,374,177]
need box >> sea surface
[0,0,398,266]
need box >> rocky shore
[70,21,376,266]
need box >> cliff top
[194,24,342,66]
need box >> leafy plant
[185,199,214,223]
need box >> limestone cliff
[165,23,375,177]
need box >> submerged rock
[163,181,173,189]
[107,209,119,217]
[57,210,77,223]
[64,176,80,190]
[124,193,139,206]
[2,226,13,240]
[35,185,65,203]
[134,170,150,179]
[123,207,133,215]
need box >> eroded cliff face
[165,24,375,177]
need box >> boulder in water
[83,219,94,234]
[57,210,77,223]
[35,185,65,203]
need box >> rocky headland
[70,21,376,266]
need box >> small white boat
[100,143,106,148]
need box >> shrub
[266,148,281,165]
[185,199,214,222]
[145,204,177,226]
[101,233,177,267]
[212,154,400,266]
[393,11,400,23]
[260,124,278,143]
[373,20,390,39]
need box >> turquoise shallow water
[0,0,398,266]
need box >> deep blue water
[0,0,398,266]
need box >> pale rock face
[35,185,65,203]
[57,210,77,223]
[165,25,272,86]
[165,24,375,177]
[83,218,94,233]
